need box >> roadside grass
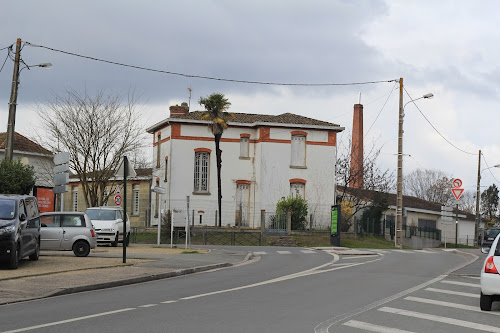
[340,234,400,249]
[440,243,474,249]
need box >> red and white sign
[114,195,122,206]
[114,186,121,195]
[452,178,464,200]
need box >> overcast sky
[1,0,499,198]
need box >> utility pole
[395,77,403,248]
[5,38,21,161]
[475,149,481,247]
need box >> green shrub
[276,196,308,230]
[0,159,36,194]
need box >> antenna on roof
[358,92,361,104]
[187,87,192,109]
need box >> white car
[84,207,130,247]
[480,233,500,311]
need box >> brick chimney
[350,103,364,188]
[169,102,189,116]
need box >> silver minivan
[40,212,97,257]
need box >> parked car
[84,207,130,246]
[0,195,41,269]
[39,212,97,257]
[480,232,500,311]
[481,227,500,249]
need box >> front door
[40,215,63,250]
[235,183,250,227]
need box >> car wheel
[9,243,20,269]
[111,234,118,247]
[73,240,91,257]
[29,239,40,261]
[480,292,493,311]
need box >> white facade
[147,110,343,229]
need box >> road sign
[451,178,464,200]
[53,185,69,194]
[152,186,166,194]
[53,152,70,165]
[115,157,137,178]
[53,173,69,186]
[114,195,122,206]
[115,186,121,195]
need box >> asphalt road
[0,247,490,333]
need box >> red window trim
[194,148,212,153]
[236,180,251,185]
[291,131,308,137]
[240,133,251,138]
[289,178,306,184]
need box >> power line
[364,81,397,138]
[404,87,477,156]
[482,154,500,184]
[25,41,397,87]
[0,50,10,74]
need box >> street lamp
[5,38,52,161]
[475,160,500,245]
[395,78,433,248]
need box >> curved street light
[5,38,52,160]
[475,162,500,244]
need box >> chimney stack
[350,103,364,188]
[170,102,189,116]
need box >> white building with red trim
[146,102,344,229]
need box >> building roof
[342,187,476,220]
[0,132,52,155]
[147,111,343,133]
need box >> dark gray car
[0,195,41,269]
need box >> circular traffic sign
[114,195,122,206]
[452,178,462,188]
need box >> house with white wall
[146,102,344,229]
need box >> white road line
[392,250,409,253]
[414,250,435,253]
[342,255,379,259]
[253,251,267,255]
[300,250,316,254]
[161,300,177,304]
[425,287,479,298]
[405,296,500,316]
[441,280,480,288]
[0,308,136,333]
[378,307,500,333]
[276,250,292,254]
[463,276,481,280]
[373,250,389,253]
[343,320,416,333]
[138,304,157,308]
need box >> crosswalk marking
[414,249,435,253]
[300,250,316,254]
[276,251,292,254]
[378,307,500,333]
[441,280,480,288]
[405,296,500,316]
[253,251,267,255]
[425,287,479,298]
[392,249,408,253]
[343,320,416,333]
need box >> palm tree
[199,93,233,227]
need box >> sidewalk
[0,244,253,305]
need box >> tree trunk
[215,134,222,227]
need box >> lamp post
[5,38,52,161]
[475,159,500,246]
[395,77,433,248]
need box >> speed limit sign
[114,195,122,206]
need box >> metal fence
[403,225,441,241]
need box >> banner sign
[331,205,340,235]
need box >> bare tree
[36,88,146,207]
[458,191,476,214]
[403,169,454,205]
[336,136,395,230]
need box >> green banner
[331,205,339,235]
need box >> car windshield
[85,209,117,220]
[0,199,16,220]
[486,229,500,237]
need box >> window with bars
[164,157,168,182]
[72,187,78,211]
[291,135,306,167]
[133,184,140,215]
[290,182,305,198]
[194,152,210,193]
[156,133,161,168]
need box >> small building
[0,132,55,212]
[146,102,344,229]
[65,168,153,227]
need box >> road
[0,247,492,333]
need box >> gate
[264,212,287,235]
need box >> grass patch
[440,243,474,249]
[181,250,201,254]
[340,234,399,249]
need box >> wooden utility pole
[475,149,481,247]
[5,38,21,161]
[396,77,404,248]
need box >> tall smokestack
[350,103,364,188]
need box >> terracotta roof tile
[0,132,52,155]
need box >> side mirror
[19,213,26,222]
[481,247,490,254]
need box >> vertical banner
[37,188,55,213]
[330,205,341,246]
